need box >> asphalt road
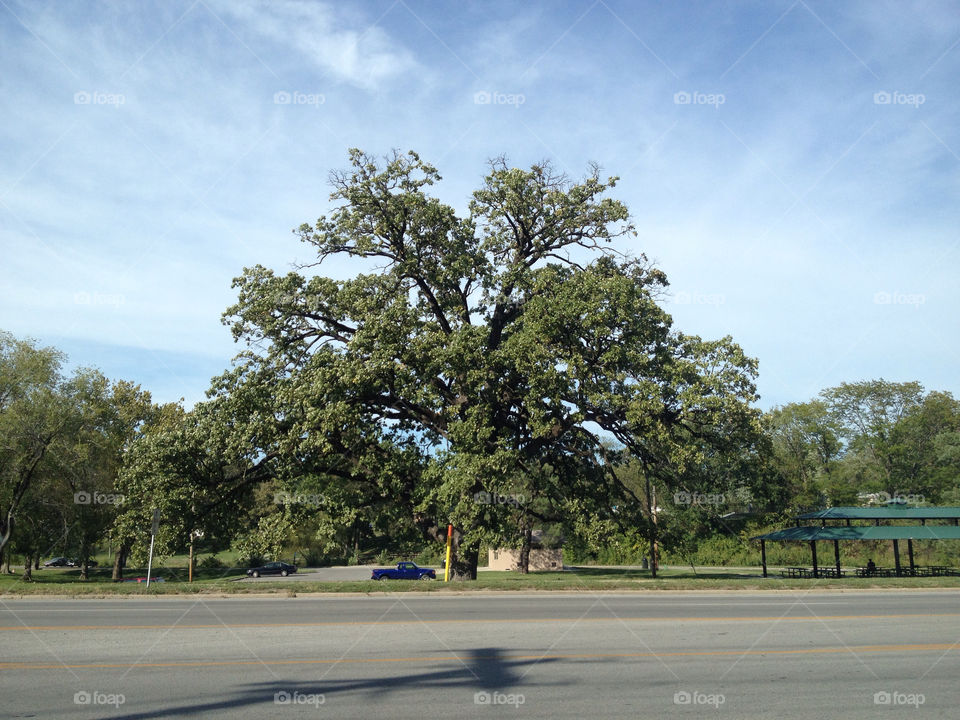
[1,591,958,719]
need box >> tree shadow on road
[109,647,567,719]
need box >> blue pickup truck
[371,561,436,581]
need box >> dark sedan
[42,557,76,567]
[246,561,297,578]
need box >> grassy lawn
[2,565,960,595]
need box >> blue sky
[1,0,958,409]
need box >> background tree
[821,380,924,501]
[111,393,275,579]
[764,401,841,510]
[0,332,68,561]
[885,391,960,503]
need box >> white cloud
[211,0,419,91]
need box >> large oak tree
[213,150,764,578]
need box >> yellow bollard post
[444,523,453,582]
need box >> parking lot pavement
[240,566,376,581]
[240,564,512,581]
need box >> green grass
[3,565,960,596]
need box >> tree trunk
[518,527,532,574]
[447,531,479,580]
[79,536,90,580]
[112,540,131,581]
[451,544,479,580]
[22,554,33,582]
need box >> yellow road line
[0,643,955,671]
[2,612,959,632]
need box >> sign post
[146,509,159,588]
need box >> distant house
[487,530,563,571]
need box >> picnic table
[856,566,894,577]
[856,565,958,577]
[780,566,846,578]
[780,567,806,578]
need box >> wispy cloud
[211,0,419,90]
[1,0,958,409]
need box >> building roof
[754,525,960,542]
[797,506,960,521]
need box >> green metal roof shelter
[798,506,960,522]
[753,506,960,579]
[759,526,960,542]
